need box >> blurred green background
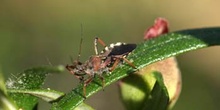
[1,0,220,110]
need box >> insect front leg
[66,65,79,77]
[66,64,86,80]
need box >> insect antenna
[76,23,84,62]
[69,24,84,64]
[46,57,53,66]
[76,38,83,62]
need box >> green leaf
[119,70,170,110]
[52,27,220,109]
[0,90,18,110]
[0,67,6,94]
[74,103,95,110]
[6,65,64,110]
[7,89,65,102]
[142,71,169,110]
[0,67,18,110]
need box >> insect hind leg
[110,55,136,71]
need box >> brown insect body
[66,38,136,97]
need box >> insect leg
[94,37,107,55]
[109,58,120,71]
[121,57,136,69]
[83,76,94,97]
[111,55,136,69]
[98,75,105,91]
[66,65,84,79]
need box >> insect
[66,37,136,97]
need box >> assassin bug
[66,37,136,97]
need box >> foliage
[0,27,220,109]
